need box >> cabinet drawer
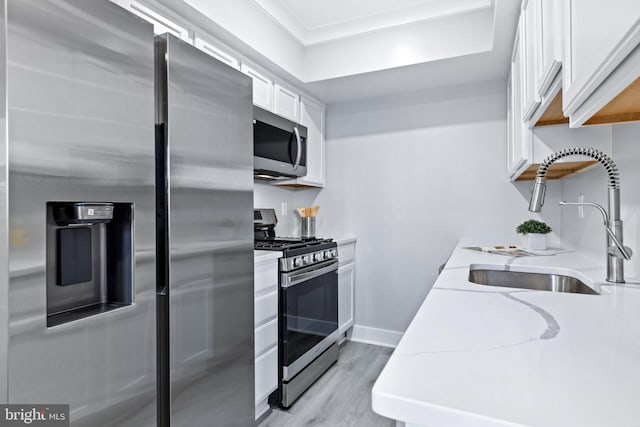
[255,346,278,404]
[255,290,277,326]
[255,318,277,357]
[254,260,278,295]
[338,242,355,266]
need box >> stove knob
[303,255,311,265]
[324,250,332,259]
[331,249,338,258]
[293,257,303,267]
[314,252,324,262]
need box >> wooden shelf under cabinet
[535,77,640,127]
[583,76,640,125]
[535,91,569,126]
[515,160,598,181]
[274,182,321,189]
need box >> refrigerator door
[0,0,7,405]
[155,34,255,426]
[6,1,156,426]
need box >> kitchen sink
[468,267,599,295]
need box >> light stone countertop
[254,250,282,263]
[334,235,357,245]
[372,240,640,427]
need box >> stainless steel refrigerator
[1,1,157,426]
[154,34,255,427]
[0,1,254,426]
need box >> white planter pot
[521,233,547,250]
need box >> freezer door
[156,34,255,426]
[6,1,156,426]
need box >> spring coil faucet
[528,147,632,283]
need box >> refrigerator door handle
[155,123,168,296]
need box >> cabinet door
[563,0,640,116]
[537,0,563,96]
[241,64,274,111]
[111,0,191,42]
[255,347,278,404]
[338,263,354,335]
[521,1,541,121]
[507,25,533,179]
[194,37,240,70]
[274,83,300,122]
[298,96,325,186]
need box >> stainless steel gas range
[254,209,339,408]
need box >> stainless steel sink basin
[468,268,599,295]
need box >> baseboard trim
[348,325,403,348]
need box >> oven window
[282,269,337,366]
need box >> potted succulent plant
[516,219,552,250]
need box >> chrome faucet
[528,147,632,283]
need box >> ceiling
[252,0,492,46]
[304,0,519,104]
[180,0,520,105]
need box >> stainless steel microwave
[253,106,308,180]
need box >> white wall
[311,86,561,334]
[560,122,640,280]
[254,182,321,237]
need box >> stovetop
[255,237,333,251]
[256,237,338,271]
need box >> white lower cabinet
[336,238,356,341]
[255,318,278,357]
[255,347,278,416]
[254,253,279,420]
[338,263,354,336]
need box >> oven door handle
[282,260,338,288]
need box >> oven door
[280,259,338,381]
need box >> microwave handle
[293,126,302,170]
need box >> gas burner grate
[254,238,333,251]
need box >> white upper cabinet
[194,37,240,70]
[299,96,325,187]
[537,0,563,96]
[273,83,300,122]
[507,23,533,180]
[111,0,191,42]
[241,64,274,111]
[524,0,564,128]
[521,0,541,121]
[563,0,640,126]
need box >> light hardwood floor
[259,341,395,427]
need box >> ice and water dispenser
[46,202,134,327]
